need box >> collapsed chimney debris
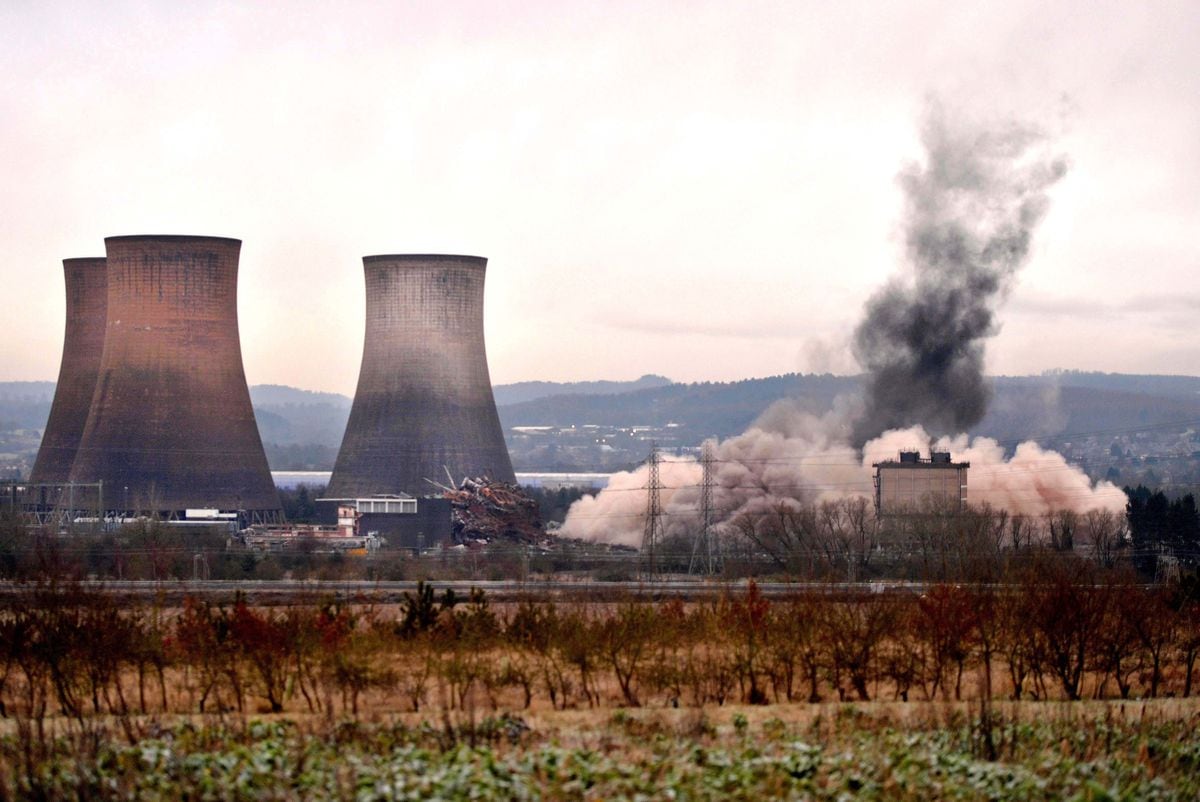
[444,476,543,544]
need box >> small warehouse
[315,493,453,551]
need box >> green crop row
[4,711,1199,800]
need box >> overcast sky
[2,0,1197,395]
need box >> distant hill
[982,379,1200,445]
[247,377,677,447]
[0,382,55,401]
[498,372,1200,447]
[248,384,354,408]
[248,376,678,469]
[4,372,1199,473]
[492,374,673,406]
[1028,371,1200,399]
[6,373,1200,445]
[498,374,855,440]
[248,385,353,466]
[0,382,54,431]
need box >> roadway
[0,578,929,605]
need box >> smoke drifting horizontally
[561,102,1123,548]
[851,103,1069,445]
[561,408,1126,548]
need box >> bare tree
[1009,514,1038,551]
[820,594,897,701]
[1048,510,1078,552]
[731,502,820,576]
[1079,509,1127,569]
[815,497,877,582]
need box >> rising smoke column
[851,102,1069,445]
[561,103,1118,547]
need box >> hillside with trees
[3,372,1199,479]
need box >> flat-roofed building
[315,493,452,550]
[873,451,969,515]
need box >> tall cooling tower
[29,258,107,484]
[327,254,514,497]
[69,235,281,519]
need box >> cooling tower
[327,254,515,497]
[68,235,281,519]
[29,258,108,484]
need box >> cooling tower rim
[363,254,486,265]
[105,234,242,246]
[62,257,106,267]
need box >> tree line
[2,563,1199,731]
[3,484,1198,584]
[1125,485,1200,573]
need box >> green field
[4,703,1199,800]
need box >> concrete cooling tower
[327,254,514,498]
[68,235,281,520]
[29,258,108,485]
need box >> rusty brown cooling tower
[327,254,515,497]
[29,258,107,484]
[68,236,280,519]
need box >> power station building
[67,235,281,522]
[29,257,108,485]
[26,242,518,537]
[873,451,969,515]
[326,254,514,500]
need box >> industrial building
[315,493,453,551]
[873,451,970,515]
[29,257,107,486]
[326,254,514,499]
[241,505,384,554]
[67,235,281,523]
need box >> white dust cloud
[562,409,1124,547]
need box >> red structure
[29,258,108,484]
[68,236,280,520]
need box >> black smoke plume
[851,102,1068,446]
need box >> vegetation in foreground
[0,565,1198,798]
[2,703,1199,800]
[1,563,1199,725]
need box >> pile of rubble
[445,476,543,544]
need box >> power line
[641,442,662,580]
[689,440,719,576]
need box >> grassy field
[2,700,1198,799]
[3,573,1200,798]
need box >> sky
[1,0,1197,395]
